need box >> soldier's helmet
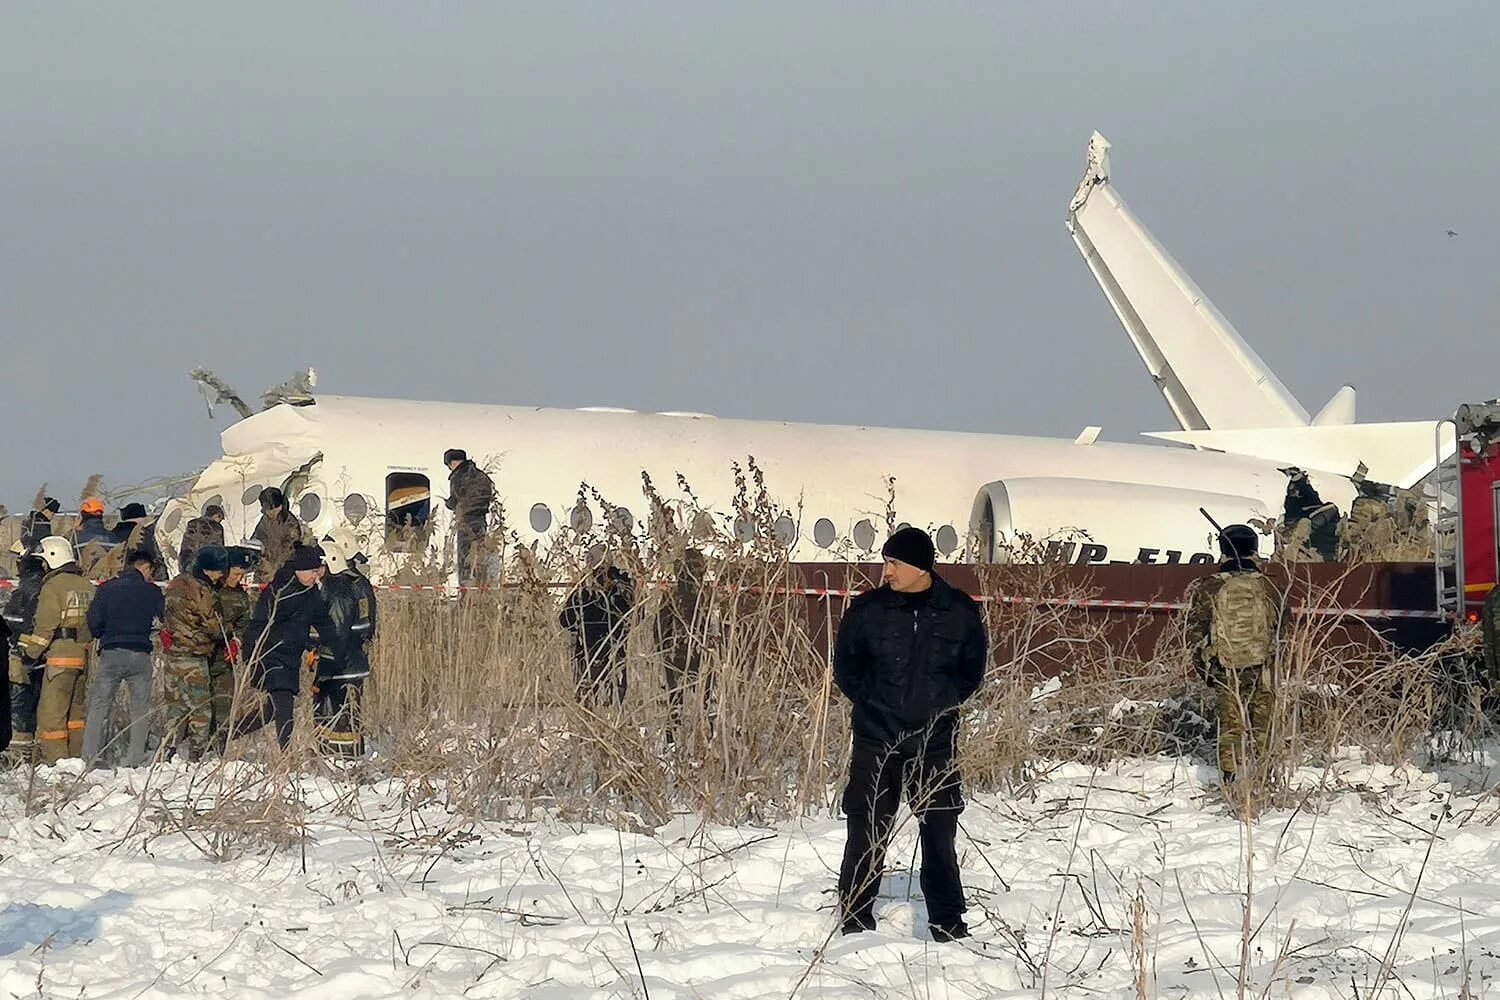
[38,536,75,570]
[1218,524,1259,560]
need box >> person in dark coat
[110,503,168,580]
[560,564,634,706]
[231,545,334,748]
[833,527,988,942]
[177,505,227,574]
[443,449,495,585]
[654,548,715,743]
[82,549,164,766]
[3,549,47,761]
[313,541,377,756]
[21,498,60,550]
[250,488,304,579]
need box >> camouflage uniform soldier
[161,545,229,759]
[1278,468,1341,563]
[210,546,257,736]
[18,538,96,764]
[1185,525,1287,792]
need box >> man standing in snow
[832,527,988,942]
[18,537,96,764]
[1185,524,1287,796]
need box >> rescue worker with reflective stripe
[161,544,229,759]
[1184,524,1288,798]
[4,548,46,763]
[314,537,377,756]
[18,537,95,764]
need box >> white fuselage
[155,395,1352,580]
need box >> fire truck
[1435,403,1500,623]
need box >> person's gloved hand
[225,638,240,664]
[158,629,174,651]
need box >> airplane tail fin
[1067,132,1311,432]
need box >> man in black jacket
[443,449,494,585]
[833,527,988,942]
[231,545,335,749]
[313,539,377,756]
[3,548,46,762]
[82,549,165,766]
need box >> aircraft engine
[968,477,1272,565]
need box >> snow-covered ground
[4,753,1500,999]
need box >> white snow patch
[2,756,1500,997]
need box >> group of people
[0,487,378,767]
[1277,465,1429,563]
[0,460,1324,945]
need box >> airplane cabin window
[162,508,183,533]
[734,516,756,542]
[570,503,593,533]
[530,503,552,532]
[935,524,959,555]
[773,515,796,547]
[298,493,322,524]
[203,495,224,516]
[610,507,634,533]
[691,511,715,539]
[242,485,264,508]
[852,519,876,551]
[897,522,911,533]
[385,473,432,551]
[343,494,369,524]
[813,518,837,548]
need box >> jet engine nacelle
[968,478,1272,565]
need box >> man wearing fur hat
[443,448,495,585]
[833,527,988,942]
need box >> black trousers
[230,690,296,748]
[314,676,365,755]
[838,737,966,929]
[10,672,41,743]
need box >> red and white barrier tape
[0,577,1447,620]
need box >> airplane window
[852,519,876,551]
[773,515,797,546]
[162,508,183,533]
[570,503,593,532]
[691,511,715,539]
[343,494,369,524]
[734,516,756,542]
[897,522,911,533]
[385,473,432,551]
[530,503,552,532]
[242,485,264,507]
[936,524,959,555]
[813,518,837,548]
[203,495,224,516]
[610,507,634,532]
[298,493,322,524]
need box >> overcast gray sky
[2,2,1496,507]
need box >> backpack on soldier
[1208,572,1278,669]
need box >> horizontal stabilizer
[1311,385,1357,426]
[1144,421,1453,488]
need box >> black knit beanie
[290,545,326,571]
[881,527,936,573]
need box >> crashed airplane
[156,134,1449,582]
